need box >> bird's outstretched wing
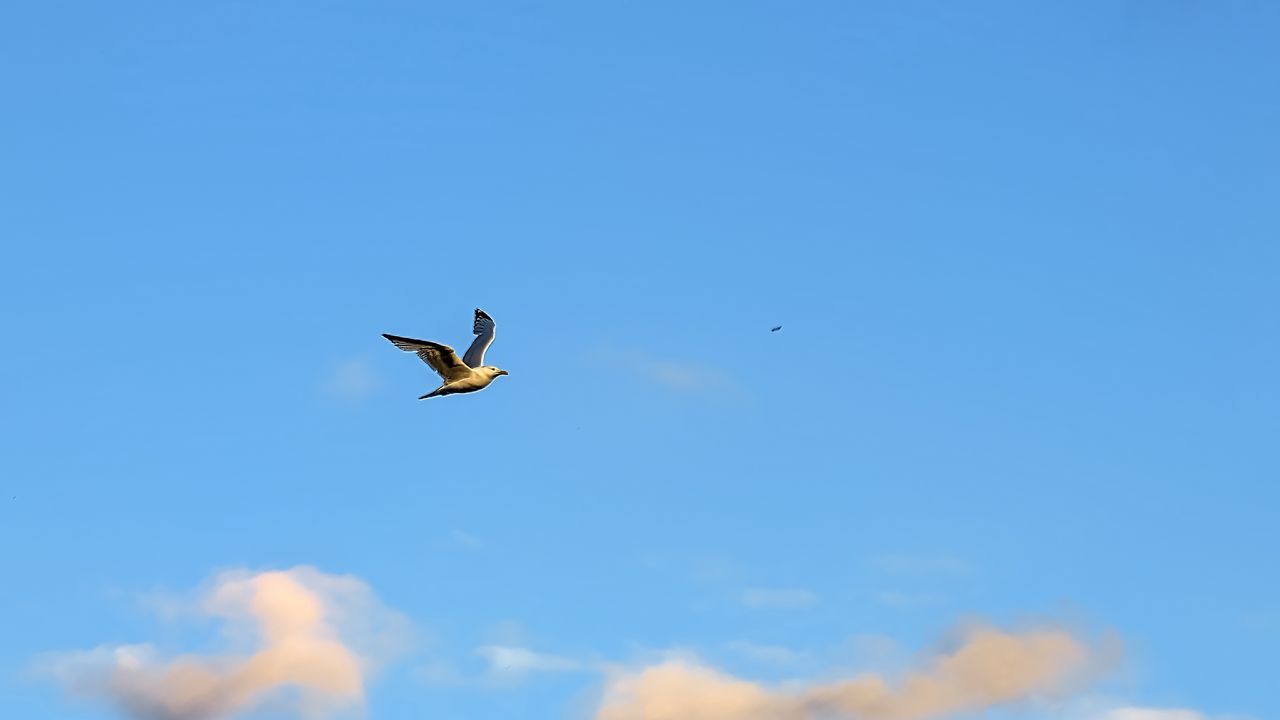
[382,334,473,382]
[463,308,496,368]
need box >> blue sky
[1,2,1277,719]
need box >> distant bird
[771,325,783,332]
[383,308,509,399]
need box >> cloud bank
[42,566,409,720]
[596,625,1105,720]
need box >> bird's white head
[484,366,509,379]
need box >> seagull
[771,325,783,332]
[383,309,509,399]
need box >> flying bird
[771,325,783,332]
[383,308,509,399]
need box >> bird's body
[383,309,509,399]
[407,359,507,399]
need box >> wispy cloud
[643,360,729,392]
[416,645,586,690]
[477,645,582,682]
[725,641,803,666]
[38,566,411,720]
[595,624,1111,720]
[871,553,971,577]
[323,357,378,403]
[874,591,943,609]
[446,529,485,551]
[413,658,466,687]
[1100,709,1208,720]
[1238,607,1280,632]
[741,587,819,610]
[596,348,731,393]
[1054,698,1257,720]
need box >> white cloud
[476,645,582,682]
[741,587,819,610]
[415,635,586,690]
[39,566,412,720]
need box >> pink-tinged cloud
[41,566,410,720]
[597,625,1110,720]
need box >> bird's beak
[498,370,509,376]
